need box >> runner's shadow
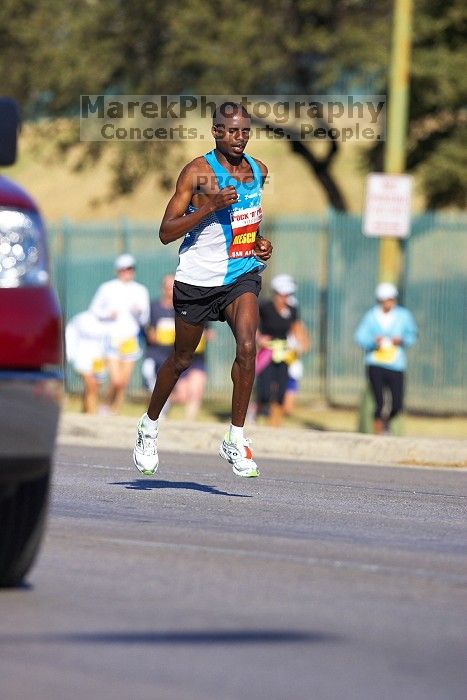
[0,629,340,646]
[112,479,252,497]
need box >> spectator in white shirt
[89,254,150,413]
[65,310,108,414]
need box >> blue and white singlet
[174,150,265,287]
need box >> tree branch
[250,115,348,211]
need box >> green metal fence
[404,213,466,412]
[48,210,467,414]
[326,211,467,413]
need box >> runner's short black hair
[212,102,250,125]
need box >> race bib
[269,339,289,363]
[154,318,176,346]
[91,358,107,375]
[371,345,397,364]
[228,206,262,258]
[118,336,138,356]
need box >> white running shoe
[219,433,259,478]
[133,416,159,476]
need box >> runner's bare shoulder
[251,158,268,181]
[177,157,212,192]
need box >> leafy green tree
[1,0,464,208]
[0,0,178,198]
[407,0,466,208]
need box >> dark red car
[0,98,62,587]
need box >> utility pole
[379,0,413,284]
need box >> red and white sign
[363,173,412,238]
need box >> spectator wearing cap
[354,282,418,435]
[89,254,150,413]
[255,274,311,426]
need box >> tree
[1,0,464,209]
[365,0,467,208]
[407,0,467,208]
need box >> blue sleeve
[401,309,418,348]
[354,311,376,351]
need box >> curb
[58,412,467,470]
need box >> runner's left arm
[253,160,273,260]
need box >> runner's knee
[172,352,193,375]
[236,338,256,365]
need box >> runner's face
[212,112,251,157]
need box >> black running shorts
[173,271,262,325]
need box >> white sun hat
[115,253,136,271]
[271,274,296,296]
[375,282,398,301]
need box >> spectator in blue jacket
[354,282,418,435]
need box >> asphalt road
[1,445,466,700]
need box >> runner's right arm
[159,161,238,245]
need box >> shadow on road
[0,629,340,646]
[111,479,252,497]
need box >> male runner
[133,102,273,477]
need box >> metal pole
[379,0,413,284]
